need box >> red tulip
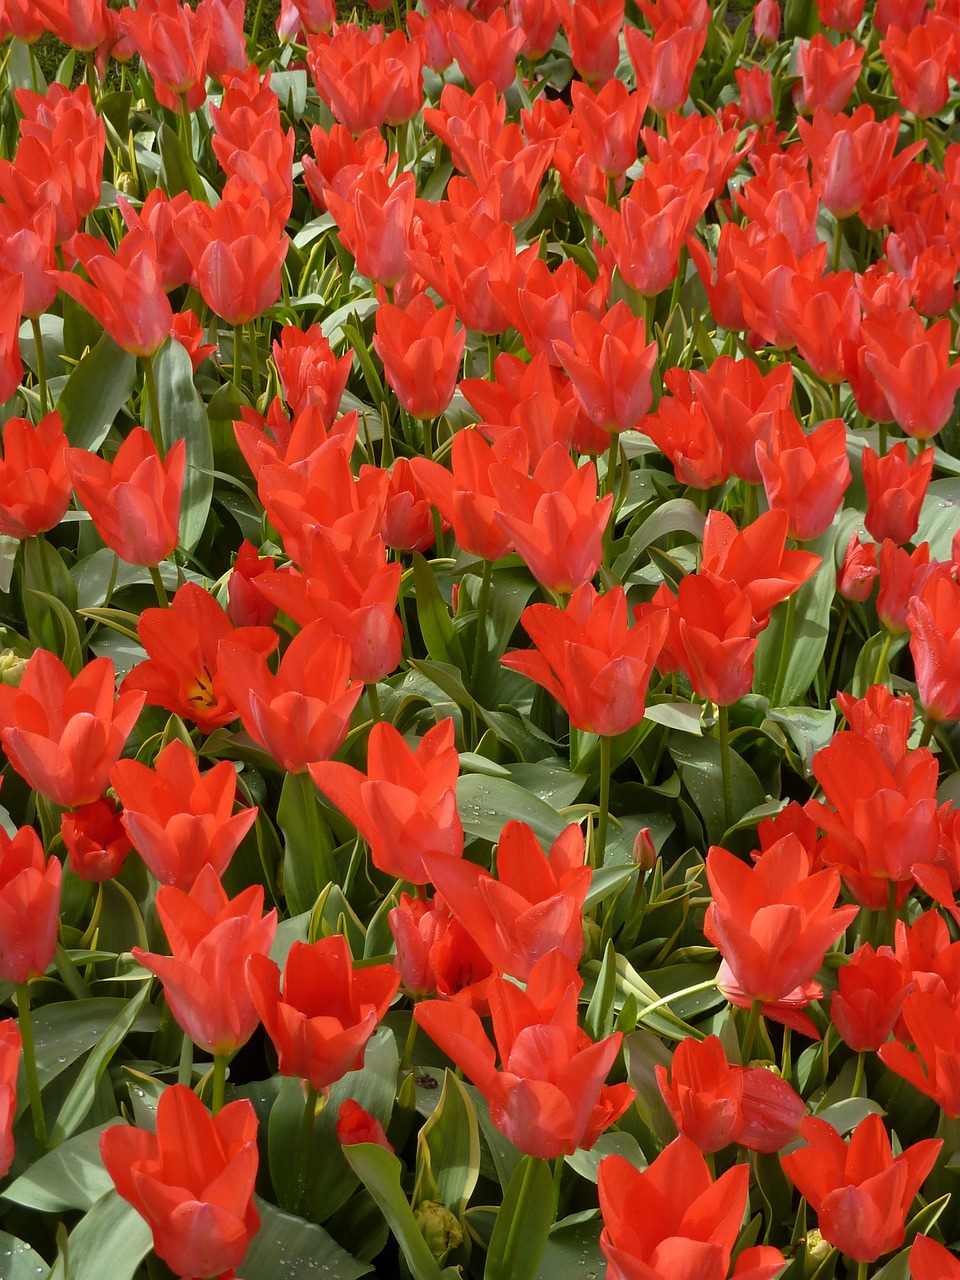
[0,275,23,406]
[880,990,960,1117]
[272,322,352,423]
[374,294,465,421]
[446,8,525,92]
[862,310,960,441]
[881,23,951,119]
[598,1138,786,1280]
[0,410,71,540]
[133,864,277,1055]
[554,303,657,434]
[0,1020,20,1178]
[61,798,131,883]
[0,651,144,809]
[246,935,399,1092]
[830,944,914,1052]
[876,539,939,634]
[907,570,960,723]
[862,441,933,546]
[0,824,61,985]
[55,230,172,359]
[66,428,184,568]
[415,952,634,1159]
[704,835,859,1036]
[309,718,462,885]
[32,0,109,50]
[0,205,57,320]
[794,35,864,113]
[910,1234,960,1280]
[306,25,424,133]
[111,738,257,890]
[700,509,820,633]
[755,414,851,542]
[556,0,624,85]
[781,1113,940,1263]
[836,532,879,602]
[388,892,494,1006]
[336,1099,393,1152]
[100,1085,260,1280]
[503,583,668,736]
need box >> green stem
[824,601,850,700]
[857,1261,869,1280]
[831,216,844,273]
[740,997,764,1066]
[16,982,49,1154]
[919,712,937,749]
[770,591,797,707]
[469,559,494,696]
[718,703,733,835]
[297,1082,320,1217]
[872,630,894,688]
[781,1026,792,1083]
[487,333,498,380]
[248,321,262,403]
[233,325,243,391]
[249,0,266,46]
[211,1053,228,1114]
[595,735,612,869]
[179,92,193,157]
[30,317,48,417]
[401,1014,418,1070]
[366,681,382,723]
[142,352,163,453]
[878,420,887,455]
[27,42,38,93]
[851,1050,866,1100]
[883,878,899,950]
[603,431,618,499]
[831,381,840,420]
[148,563,168,608]
[178,1032,194,1087]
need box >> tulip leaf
[584,940,618,1042]
[3,1121,123,1212]
[414,1070,480,1217]
[56,334,137,453]
[763,706,836,777]
[457,774,568,846]
[343,1143,447,1280]
[667,732,765,845]
[148,336,214,553]
[158,121,206,201]
[537,1216,606,1280]
[277,770,340,913]
[870,1248,911,1280]
[45,1191,152,1280]
[412,553,467,673]
[613,497,705,580]
[0,1231,48,1280]
[917,476,960,559]
[565,1131,647,1185]
[49,981,154,1146]
[484,1155,553,1280]
[753,545,836,707]
[242,1197,373,1280]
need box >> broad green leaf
[814,1097,884,1134]
[644,701,703,735]
[0,1230,48,1280]
[414,1070,480,1216]
[667,731,765,845]
[871,1247,911,1280]
[148,337,214,552]
[916,476,960,559]
[565,1131,646,1184]
[242,1198,372,1280]
[45,1191,151,1280]
[56,335,137,452]
[50,982,153,1145]
[412,553,466,672]
[4,1121,122,1212]
[158,120,205,199]
[613,498,705,579]
[584,940,617,1042]
[503,759,585,808]
[538,1216,606,1280]
[277,770,339,913]
[753,543,837,706]
[343,1143,447,1280]
[763,706,836,777]
[457,774,568,845]
[23,998,161,1107]
[483,1155,553,1280]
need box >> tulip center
[186,666,217,710]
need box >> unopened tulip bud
[632,826,657,872]
[414,1202,462,1260]
[754,0,780,44]
[803,1230,832,1276]
[115,172,139,197]
[0,651,26,687]
[582,915,603,963]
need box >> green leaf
[49,983,153,1145]
[56,335,137,452]
[457,774,568,846]
[483,1155,553,1280]
[612,498,705,579]
[644,701,703,735]
[3,1121,122,1212]
[45,1191,152,1280]
[538,1216,605,1280]
[343,1143,447,1280]
[414,1070,480,1216]
[412,553,466,672]
[565,1131,646,1184]
[667,731,765,845]
[242,1198,373,1280]
[763,706,836,777]
[149,337,214,552]
[158,120,205,199]
[753,544,837,706]
[917,476,960,559]
[0,1231,49,1280]
[277,770,339,913]
[584,940,617,1042]
[813,1097,885,1134]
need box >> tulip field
[3,0,960,1277]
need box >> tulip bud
[803,1230,832,1276]
[581,915,603,963]
[632,826,657,872]
[0,651,26,687]
[753,0,780,44]
[115,172,139,197]
[414,1202,462,1260]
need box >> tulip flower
[122,0,213,114]
[122,581,279,733]
[907,571,960,723]
[373,294,465,421]
[875,539,939,634]
[53,230,172,359]
[598,1139,787,1280]
[830,944,914,1052]
[863,441,934,546]
[309,718,463,884]
[704,835,859,1036]
[246,935,399,1093]
[66,428,185,568]
[31,0,110,50]
[653,572,759,707]
[100,1085,260,1280]
[0,411,71,540]
[0,206,58,322]
[504,583,668,737]
[0,651,144,809]
[700,509,820,633]
[60,798,131,883]
[216,620,363,775]
[388,892,493,1006]
[133,865,277,1056]
[423,821,590,981]
[656,1034,805,1154]
[570,80,647,179]
[446,8,525,92]
[861,310,960,441]
[118,189,194,292]
[881,24,951,120]
[415,952,634,1159]
[556,0,624,85]
[755,414,851,542]
[337,1099,393,1152]
[835,684,914,769]
[781,1113,940,1263]
[880,991,960,1117]
[910,1234,960,1280]
[272,322,352,423]
[0,275,24,406]
[111,739,258,890]
[0,824,61,985]
[794,35,865,114]
[553,303,657,434]
[0,1020,20,1179]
